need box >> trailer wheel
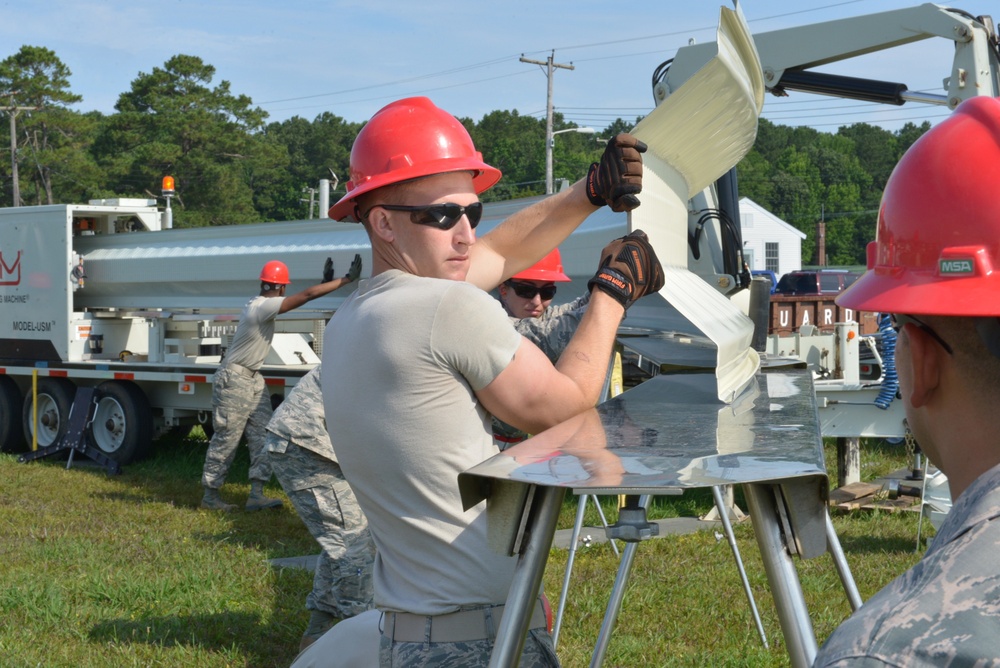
[86,380,153,464]
[21,377,76,449]
[0,375,26,452]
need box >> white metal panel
[628,3,764,403]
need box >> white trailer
[0,198,371,463]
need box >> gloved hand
[345,254,362,282]
[587,230,665,309]
[586,133,647,212]
[322,257,335,283]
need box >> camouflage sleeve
[513,293,590,364]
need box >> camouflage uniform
[201,366,274,487]
[813,462,1000,667]
[380,627,558,667]
[493,294,590,446]
[266,366,375,619]
[202,294,284,490]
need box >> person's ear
[903,324,942,409]
[369,208,394,243]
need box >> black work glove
[322,257,335,283]
[586,133,647,212]
[587,230,665,309]
[345,254,362,282]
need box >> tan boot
[299,610,341,651]
[200,487,236,512]
[246,480,283,511]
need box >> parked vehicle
[751,269,778,293]
[774,269,862,296]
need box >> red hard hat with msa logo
[328,97,502,222]
[837,96,1000,317]
[260,260,291,285]
[511,248,571,282]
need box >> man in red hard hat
[200,255,361,512]
[814,96,1000,666]
[493,248,598,446]
[321,96,662,666]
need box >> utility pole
[1,90,39,207]
[520,51,574,195]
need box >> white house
[739,197,806,276]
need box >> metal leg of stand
[489,485,566,668]
[553,494,620,649]
[552,494,588,649]
[591,496,619,557]
[915,456,931,553]
[589,494,651,668]
[825,511,862,612]
[743,483,818,668]
[712,485,768,648]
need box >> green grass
[0,435,927,667]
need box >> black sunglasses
[890,313,954,355]
[508,281,557,300]
[366,202,483,230]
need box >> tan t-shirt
[322,270,521,615]
[224,295,283,371]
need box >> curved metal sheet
[460,368,825,506]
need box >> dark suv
[774,269,861,296]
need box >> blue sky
[1,1,974,133]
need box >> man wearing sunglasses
[321,96,662,667]
[494,248,595,447]
[814,97,1000,667]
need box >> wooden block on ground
[829,482,881,505]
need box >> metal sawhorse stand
[459,368,862,668]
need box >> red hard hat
[328,97,502,221]
[511,248,571,282]
[837,96,1000,317]
[260,260,291,285]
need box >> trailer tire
[0,375,26,453]
[21,377,76,449]
[86,380,153,464]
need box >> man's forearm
[468,182,596,290]
[554,289,623,405]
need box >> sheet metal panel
[460,367,825,503]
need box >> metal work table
[459,367,859,668]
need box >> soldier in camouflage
[814,96,1000,666]
[266,365,375,651]
[493,248,590,447]
[200,256,361,512]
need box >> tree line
[1,46,929,264]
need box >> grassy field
[0,434,927,667]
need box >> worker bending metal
[200,256,361,512]
[321,96,663,666]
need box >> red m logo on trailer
[0,250,22,285]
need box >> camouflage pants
[201,366,274,488]
[378,628,559,667]
[267,435,375,619]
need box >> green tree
[0,45,84,205]
[93,54,280,227]
[469,109,547,200]
[259,112,361,221]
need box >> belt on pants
[224,362,259,379]
[384,599,548,643]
